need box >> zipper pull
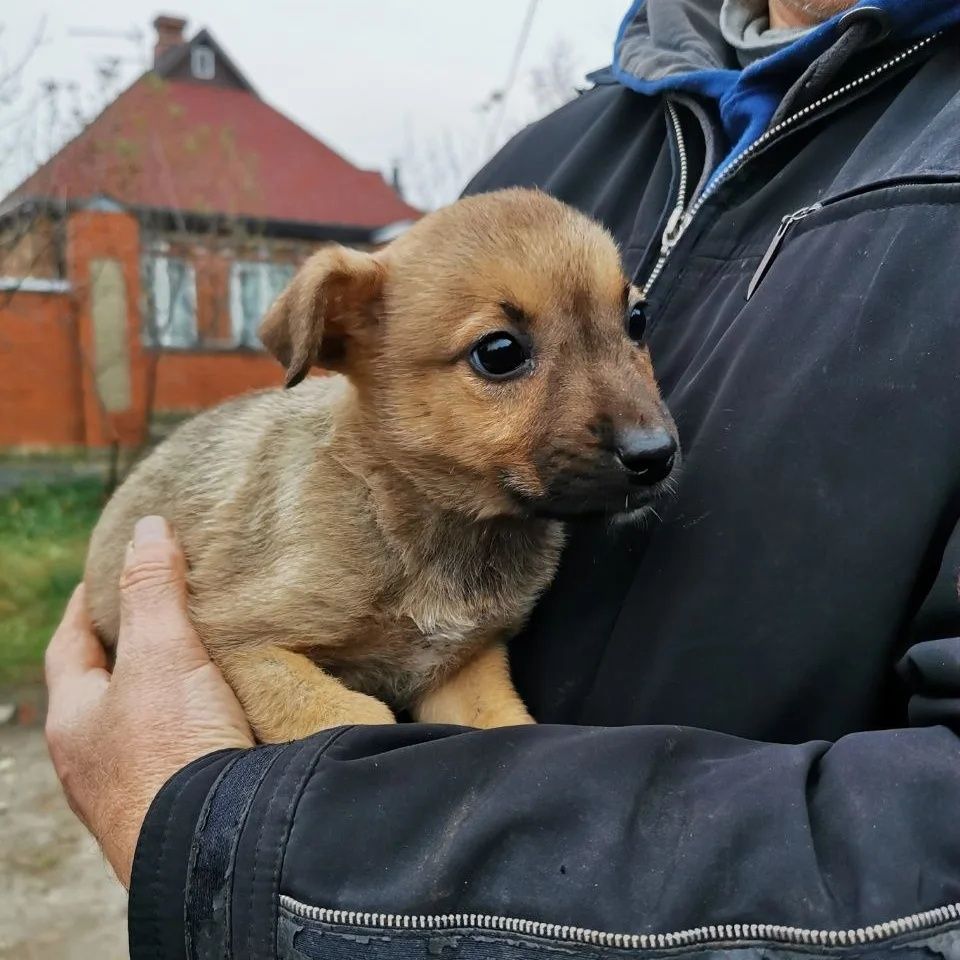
[660,207,689,255]
[745,203,822,301]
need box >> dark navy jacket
[129,2,960,957]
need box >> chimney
[153,14,187,67]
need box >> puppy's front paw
[414,683,536,728]
[252,689,395,743]
[473,704,536,729]
[341,690,397,726]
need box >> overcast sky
[0,2,631,206]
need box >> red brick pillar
[66,209,148,448]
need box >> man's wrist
[98,775,160,887]
[128,749,244,959]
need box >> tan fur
[85,189,677,743]
[416,643,534,728]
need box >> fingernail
[133,516,169,545]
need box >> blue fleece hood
[611,0,960,174]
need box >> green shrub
[0,479,104,683]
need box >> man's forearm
[130,719,960,959]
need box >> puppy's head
[260,188,678,520]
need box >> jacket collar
[609,0,960,170]
[614,0,960,90]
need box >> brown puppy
[85,188,679,742]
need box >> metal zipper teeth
[641,99,688,297]
[281,895,960,951]
[665,99,689,219]
[640,30,942,298]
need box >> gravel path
[0,725,128,960]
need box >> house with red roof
[0,15,418,449]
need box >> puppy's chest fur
[320,517,564,708]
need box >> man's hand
[44,516,254,888]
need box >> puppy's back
[85,377,346,643]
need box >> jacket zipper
[641,99,688,298]
[640,30,942,300]
[281,894,960,951]
[745,202,822,300]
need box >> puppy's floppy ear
[259,245,385,388]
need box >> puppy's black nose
[614,428,677,484]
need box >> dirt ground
[0,724,128,960]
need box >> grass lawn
[0,478,104,684]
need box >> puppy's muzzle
[515,423,680,520]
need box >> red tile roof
[8,73,419,229]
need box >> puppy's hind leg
[414,641,535,729]
[217,645,394,743]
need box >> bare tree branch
[399,35,581,211]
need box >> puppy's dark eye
[627,302,647,343]
[469,331,531,381]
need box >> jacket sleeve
[129,522,960,960]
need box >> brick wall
[0,289,85,446]
[152,350,281,410]
[67,208,150,448]
[0,208,304,449]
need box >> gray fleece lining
[616,0,738,82]
[672,93,724,198]
[719,0,811,66]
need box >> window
[230,261,295,347]
[191,44,215,80]
[144,256,197,348]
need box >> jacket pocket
[744,176,960,301]
[277,893,960,960]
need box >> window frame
[191,45,216,80]
[229,260,295,348]
[143,255,198,349]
